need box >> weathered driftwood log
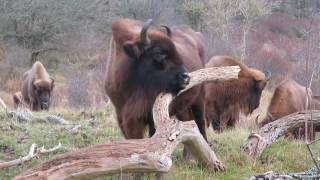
[14,66,240,180]
[0,143,62,169]
[243,110,320,156]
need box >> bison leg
[176,110,193,160]
[191,100,207,141]
[121,117,145,139]
[147,112,156,137]
[116,110,146,139]
[207,112,220,132]
[181,99,207,161]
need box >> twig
[306,143,320,173]
[0,144,37,169]
[309,138,320,145]
[39,143,62,154]
[0,143,62,169]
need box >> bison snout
[178,72,190,87]
[41,102,49,110]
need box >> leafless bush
[3,45,30,67]
[115,0,161,21]
[67,72,92,108]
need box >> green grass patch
[0,107,319,179]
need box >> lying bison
[105,19,207,142]
[205,56,270,132]
[258,79,318,139]
[21,61,54,111]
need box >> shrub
[67,72,92,108]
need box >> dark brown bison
[21,61,54,111]
[205,56,270,132]
[258,79,316,139]
[13,91,23,109]
[105,19,207,141]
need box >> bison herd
[12,19,319,144]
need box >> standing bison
[258,79,317,139]
[21,61,54,111]
[205,56,270,132]
[105,19,207,141]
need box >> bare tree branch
[243,110,320,156]
[0,143,62,169]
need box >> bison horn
[254,114,260,125]
[265,71,272,81]
[140,19,153,46]
[161,25,172,37]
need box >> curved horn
[140,19,153,46]
[264,71,272,81]
[255,114,260,125]
[161,25,172,37]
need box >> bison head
[33,78,54,110]
[115,19,190,95]
[247,70,271,112]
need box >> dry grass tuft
[236,89,274,130]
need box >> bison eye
[152,48,168,63]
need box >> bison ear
[256,80,267,91]
[123,41,141,60]
[32,79,37,90]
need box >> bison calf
[205,56,270,132]
[21,61,54,111]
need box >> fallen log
[14,66,240,180]
[243,110,320,156]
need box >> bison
[105,19,207,142]
[204,56,270,132]
[21,61,54,111]
[258,79,317,139]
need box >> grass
[0,100,319,180]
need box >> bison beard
[205,56,270,132]
[105,19,207,143]
[21,61,54,111]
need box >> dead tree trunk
[14,66,240,180]
[243,110,320,156]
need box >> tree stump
[14,66,240,180]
